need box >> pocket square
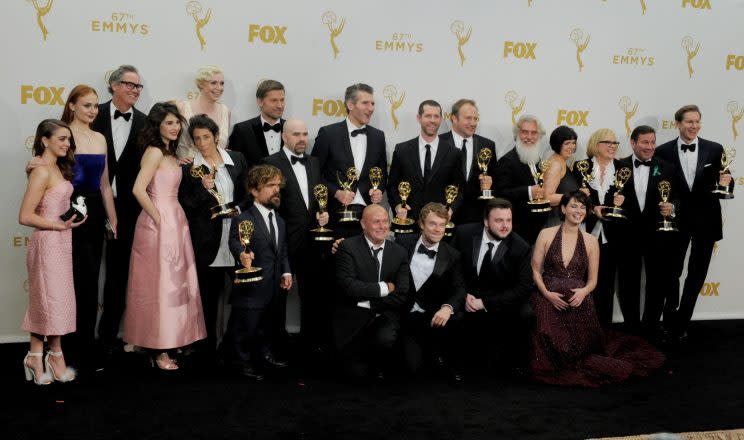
[704,163,712,168]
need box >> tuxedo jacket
[570,158,624,242]
[178,150,250,267]
[228,116,285,169]
[91,100,146,227]
[494,148,548,244]
[228,204,291,309]
[655,137,732,242]
[311,120,388,211]
[334,235,410,348]
[451,223,533,314]
[387,137,464,220]
[395,234,466,317]
[263,151,321,256]
[440,131,497,225]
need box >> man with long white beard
[494,114,549,244]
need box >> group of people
[19,64,732,387]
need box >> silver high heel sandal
[23,351,52,385]
[44,350,76,383]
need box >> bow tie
[263,122,281,132]
[290,155,307,165]
[114,110,132,121]
[634,159,652,168]
[681,143,696,153]
[417,243,437,259]
[351,127,368,137]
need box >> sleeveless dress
[529,226,665,387]
[176,101,229,159]
[23,180,76,336]
[123,166,206,349]
[544,165,579,228]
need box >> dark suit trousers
[226,306,274,363]
[400,312,458,374]
[594,240,618,327]
[294,242,333,348]
[339,313,399,378]
[196,265,234,353]
[460,303,534,370]
[668,231,715,332]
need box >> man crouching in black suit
[451,198,535,374]
[395,203,466,381]
[334,204,410,380]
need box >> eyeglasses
[119,80,144,91]
[598,140,620,146]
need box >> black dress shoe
[236,363,264,381]
[262,354,288,369]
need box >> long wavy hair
[31,119,76,181]
[60,84,98,124]
[138,101,185,156]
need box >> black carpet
[2,320,743,440]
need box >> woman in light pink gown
[123,102,206,370]
[19,119,87,384]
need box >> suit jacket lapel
[693,139,709,191]
[490,238,508,268]
[471,233,482,271]
[410,143,424,184]
[249,205,276,255]
[278,153,306,208]
[251,118,270,157]
[124,106,142,150]
[99,102,117,170]
[428,142,446,184]
[469,136,480,183]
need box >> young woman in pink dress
[123,102,206,370]
[19,119,87,384]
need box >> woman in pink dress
[123,102,206,370]
[19,119,87,384]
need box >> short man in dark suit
[228,79,285,168]
[615,125,680,336]
[311,83,387,237]
[334,204,410,380]
[440,99,497,225]
[227,164,292,380]
[395,203,466,380]
[494,114,549,244]
[451,198,534,371]
[264,118,331,352]
[388,100,464,225]
[655,105,733,342]
[91,65,147,354]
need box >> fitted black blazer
[178,150,250,267]
[333,235,410,348]
[451,222,533,314]
[387,137,464,219]
[311,120,387,211]
[228,116,285,169]
[228,204,291,309]
[439,131,497,225]
[570,158,624,242]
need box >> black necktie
[461,139,468,178]
[423,144,432,181]
[371,247,382,281]
[634,159,652,168]
[114,110,131,121]
[417,243,437,259]
[291,155,307,165]
[479,242,494,276]
[351,127,368,137]
[263,122,281,132]
[268,212,277,252]
[681,143,696,153]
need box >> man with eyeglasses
[92,64,147,362]
[494,114,549,244]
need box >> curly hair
[138,101,185,156]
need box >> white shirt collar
[364,236,385,251]
[451,130,473,148]
[261,114,280,127]
[418,135,439,149]
[193,147,234,167]
[677,136,699,149]
[253,201,274,218]
[110,102,133,119]
[283,146,304,161]
[346,118,366,133]
[481,228,501,246]
[416,235,440,252]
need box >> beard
[266,194,281,210]
[515,140,540,166]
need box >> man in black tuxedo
[451,198,534,371]
[91,65,146,353]
[440,99,497,225]
[334,204,410,379]
[494,114,549,244]
[311,83,387,237]
[227,164,292,380]
[655,105,733,341]
[395,203,466,379]
[615,125,680,336]
[264,118,331,352]
[388,100,464,225]
[228,79,285,168]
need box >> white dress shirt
[193,148,235,267]
[261,115,282,155]
[418,136,439,177]
[283,147,309,208]
[346,118,368,206]
[253,202,291,278]
[357,236,390,309]
[632,154,651,212]
[110,103,133,197]
[589,158,615,244]
[476,229,501,275]
[677,136,699,191]
[410,237,439,313]
[452,131,474,181]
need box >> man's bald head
[281,118,309,155]
[361,204,390,245]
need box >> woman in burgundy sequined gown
[530,190,664,387]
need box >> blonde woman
[176,65,230,159]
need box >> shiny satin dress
[123,166,206,349]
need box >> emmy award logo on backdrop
[505,90,525,126]
[186,1,211,51]
[570,29,590,72]
[727,101,743,143]
[25,136,34,150]
[450,20,472,67]
[618,96,638,137]
[383,85,405,130]
[681,36,700,78]
[528,0,534,6]
[28,0,53,41]
[640,0,647,15]
[321,11,345,59]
